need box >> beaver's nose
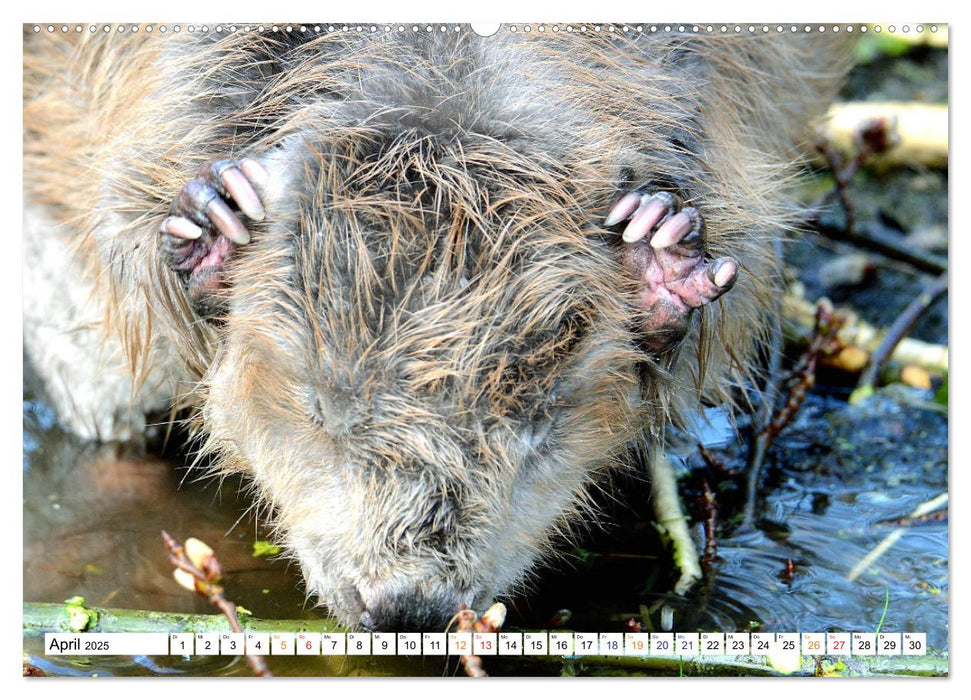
[357,585,465,632]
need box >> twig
[454,609,485,677]
[854,272,949,400]
[887,509,947,527]
[813,138,861,232]
[742,303,846,529]
[453,603,507,677]
[162,531,272,677]
[699,480,718,564]
[809,116,896,231]
[22,602,341,637]
[547,649,949,677]
[769,302,845,435]
[814,222,947,276]
[22,601,947,678]
[698,444,739,477]
[808,115,946,276]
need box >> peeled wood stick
[816,102,948,169]
[782,293,948,375]
[650,451,702,596]
[847,493,948,582]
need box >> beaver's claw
[606,190,739,353]
[160,157,268,315]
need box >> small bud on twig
[162,531,272,677]
[184,538,217,573]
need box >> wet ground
[23,33,948,677]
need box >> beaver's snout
[355,582,469,632]
[326,575,471,631]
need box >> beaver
[23,25,850,631]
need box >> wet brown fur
[24,26,851,627]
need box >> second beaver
[23,26,849,630]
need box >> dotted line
[29,24,941,36]
[502,24,939,34]
[31,24,466,34]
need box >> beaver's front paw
[605,190,738,353]
[160,158,269,316]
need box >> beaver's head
[201,129,648,630]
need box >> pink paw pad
[160,158,268,313]
[605,190,739,352]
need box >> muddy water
[23,377,948,676]
[22,387,302,675]
[23,381,509,677]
